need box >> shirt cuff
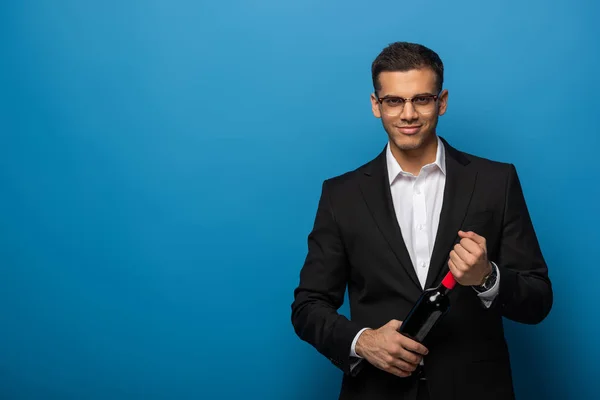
[475,261,500,308]
[350,328,371,358]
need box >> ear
[371,93,382,118]
[438,89,449,116]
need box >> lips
[397,125,421,135]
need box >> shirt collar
[386,135,446,185]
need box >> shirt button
[421,262,427,268]
[417,224,424,231]
[415,188,421,195]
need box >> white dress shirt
[350,136,500,361]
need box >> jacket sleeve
[291,180,362,374]
[496,164,553,324]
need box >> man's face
[370,68,448,152]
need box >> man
[291,42,552,400]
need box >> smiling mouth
[397,126,422,135]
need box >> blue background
[1,0,598,398]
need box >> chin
[392,134,426,151]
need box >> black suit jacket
[291,137,553,400]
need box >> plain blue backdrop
[1,0,599,398]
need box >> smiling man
[291,42,553,400]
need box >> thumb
[388,319,402,330]
[458,230,486,246]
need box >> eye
[413,96,432,105]
[384,97,404,106]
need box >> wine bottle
[398,272,456,343]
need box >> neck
[390,135,438,176]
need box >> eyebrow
[380,92,436,98]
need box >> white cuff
[350,328,371,358]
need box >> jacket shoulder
[321,151,382,192]
[462,150,513,174]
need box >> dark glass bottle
[398,272,456,343]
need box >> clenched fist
[448,230,492,286]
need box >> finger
[458,230,486,247]
[453,243,476,266]
[390,357,419,373]
[375,355,413,378]
[449,258,469,282]
[388,319,402,331]
[458,237,481,255]
[449,249,469,271]
[398,347,423,367]
[397,334,429,356]
[448,258,459,277]
[386,365,412,378]
[389,343,422,365]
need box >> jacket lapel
[358,148,422,290]
[425,138,478,289]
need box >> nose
[400,101,418,121]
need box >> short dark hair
[371,42,444,94]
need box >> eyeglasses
[376,93,441,116]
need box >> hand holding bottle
[355,320,429,378]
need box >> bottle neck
[440,272,456,294]
[439,285,451,295]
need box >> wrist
[355,329,373,358]
[476,262,497,290]
[478,263,493,285]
